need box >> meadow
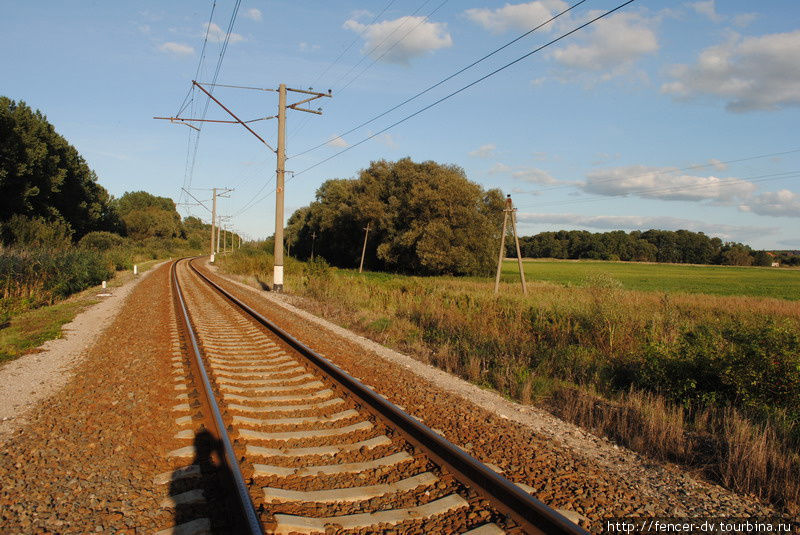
[218,247,800,513]
[499,258,800,300]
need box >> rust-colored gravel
[198,262,782,533]
[0,263,217,533]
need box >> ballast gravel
[0,263,186,534]
[202,262,783,533]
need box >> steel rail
[187,258,589,535]
[170,260,264,535]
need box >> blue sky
[2,1,799,248]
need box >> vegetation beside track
[218,244,800,513]
[499,258,800,300]
[0,259,163,364]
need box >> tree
[0,97,120,242]
[720,243,754,266]
[288,158,505,275]
[114,191,181,240]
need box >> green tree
[0,97,120,241]
[114,191,181,240]
[288,158,504,275]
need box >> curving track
[169,258,588,534]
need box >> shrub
[1,214,73,248]
[78,231,126,251]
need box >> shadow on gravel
[168,429,242,534]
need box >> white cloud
[299,42,320,52]
[343,16,452,64]
[244,8,262,22]
[731,13,758,28]
[204,22,245,44]
[488,162,513,175]
[551,12,658,79]
[350,9,373,20]
[487,162,561,184]
[326,136,348,148]
[465,1,567,33]
[689,1,723,23]
[742,190,800,218]
[582,165,757,202]
[469,143,497,158]
[376,133,397,148]
[516,212,777,239]
[662,30,800,112]
[511,167,558,185]
[159,42,194,56]
[709,158,728,171]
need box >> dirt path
[0,262,165,439]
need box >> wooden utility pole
[310,231,317,262]
[155,81,331,291]
[494,195,527,295]
[359,222,371,273]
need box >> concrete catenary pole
[273,83,287,292]
[210,188,217,263]
[216,217,222,254]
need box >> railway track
[167,257,588,534]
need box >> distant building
[771,261,780,267]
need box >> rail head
[171,259,264,535]
[188,258,589,535]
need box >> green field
[500,259,800,300]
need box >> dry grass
[218,249,800,512]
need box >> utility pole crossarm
[192,81,277,152]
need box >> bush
[78,231,126,251]
[0,248,113,311]
[1,214,73,248]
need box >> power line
[307,0,399,91]
[292,0,637,180]
[289,0,588,160]
[516,170,800,212]
[177,1,218,211]
[235,0,637,217]
[338,0,450,94]
[513,147,800,201]
[290,0,440,142]
[329,0,434,93]
[184,0,243,205]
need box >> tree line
[0,96,224,249]
[508,229,794,267]
[285,157,797,275]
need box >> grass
[218,248,800,512]
[0,256,166,366]
[0,299,90,363]
[499,258,800,300]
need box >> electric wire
[515,170,800,212]
[306,0,399,92]
[235,0,637,217]
[292,0,637,179]
[289,0,438,142]
[513,147,800,202]
[289,0,588,160]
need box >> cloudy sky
[2,1,799,248]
